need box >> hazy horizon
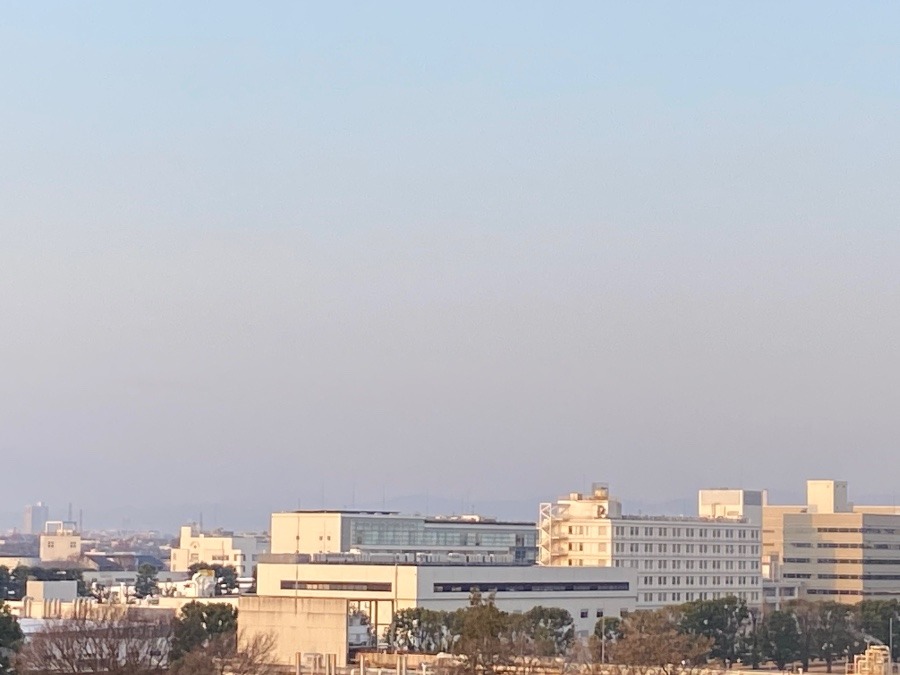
[3,3,900,533]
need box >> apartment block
[539,483,763,608]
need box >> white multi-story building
[539,483,763,608]
[270,510,537,563]
[170,526,269,577]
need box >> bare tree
[15,605,172,675]
[168,630,278,675]
[609,608,712,670]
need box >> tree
[858,600,900,660]
[0,600,24,674]
[519,606,574,657]
[788,600,820,671]
[609,608,712,668]
[15,605,171,674]
[816,602,857,673]
[134,564,159,599]
[0,568,11,602]
[453,591,509,675]
[763,610,799,670]
[169,631,278,675]
[385,608,456,653]
[171,602,239,661]
[590,615,621,664]
[679,597,749,666]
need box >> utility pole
[888,616,894,675]
[600,611,606,664]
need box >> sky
[2,3,900,532]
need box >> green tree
[763,610,799,670]
[788,600,820,671]
[0,600,24,674]
[679,597,749,666]
[520,606,574,657]
[816,602,857,673]
[857,600,900,660]
[171,602,239,661]
[0,567,10,601]
[454,591,509,675]
[134,563,159,599]
[385,608,455,653]
[591,615,621,664]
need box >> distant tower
[23,502,50,535]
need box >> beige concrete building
[271,510,537,562]
[170,526,268,577]
[239,595,351,668]
[39,522,82,563]
[539,483,763,608]
[764,480,900,603]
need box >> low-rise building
[169,526,268,577]
[244,552,637,667]
[39,522,82,563]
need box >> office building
[764,480,900,603]
[539,483,762,608]
[23,502,49,536]
[270,510,537,563]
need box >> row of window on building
[642,591,761,603]
[608,525,758,539]
[609,542,759,555]
[641,575,759,586]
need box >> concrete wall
[271,513,344,555]
[26,580,78,601]
[239,595,349,667]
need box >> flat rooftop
[279,510,535,527]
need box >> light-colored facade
[539,484,762,609]
[23,502,50,536]
[270,511,537,563]
[764,480,900,603]
[39,523,82,563]
[256,556,637,640]
[169,526,268,577]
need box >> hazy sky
[2,3,900,531]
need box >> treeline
[386,591,575,657]
[387,594,900,672]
